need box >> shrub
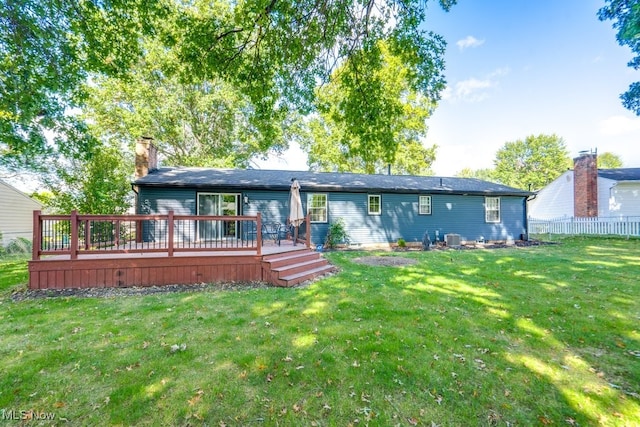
[325,219,349,249]
[397,238,406,248]
[5,238,32,255]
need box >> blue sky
[259,0,640,175]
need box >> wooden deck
[28,240,334,290]
[29,211,335,290]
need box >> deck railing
[33,211,266,260]
[33,211,313,260]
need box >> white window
[419,195,432,215]
[485,197,501,223]
[368,195,381,215]
[307,194,328,223]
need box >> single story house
[133,141,532,246]
[0,179,43,246]
[528,151,640,220]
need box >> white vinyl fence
[528,216,640,238]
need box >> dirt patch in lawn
[353,256,418,267]
[352,239,554,267]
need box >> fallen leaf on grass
[188,390,204,406]
[538,416,552,425]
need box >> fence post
[70,210,78,260]
[168,211,174,257]
[32,210,41,260]
[256,212,262,256]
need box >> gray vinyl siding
[322,193,527,245]
[137,186,528,246]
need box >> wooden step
[263,251,321,269]
[276,264,336,287]
[271,258,329,277]
[261,247,336,287]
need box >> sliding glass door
[197,193,240,240]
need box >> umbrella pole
[294,226,298,246]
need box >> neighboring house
[0,179,43,246]
[133,140,532,246]
[528,151,640,219]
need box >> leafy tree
[302,41,439,174]
[456,167,496,182]
[598,1,640,114]
[84,40,289,168]
[0,0,170,170]
[598,151,624,169]
[39,144,133,214]
[492,134,570,191]
[2,0,454,172]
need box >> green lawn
[0,237,638,426]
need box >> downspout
[131,184,139,214]
[524,193,537,241]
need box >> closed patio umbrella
[289,179,304,245]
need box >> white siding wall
[0,180,42,245]
[598,177,616,217]
[527,171,574,219]
[607,181,640,217]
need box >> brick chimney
[573,150,598,217]
[135,136,158,179]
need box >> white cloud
[456,36,485,50]
[454,78,493,101]
[598,115,640,136]
[444,68,509,103]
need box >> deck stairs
[262,246,335,287]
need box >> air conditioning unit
[445,233,461,247]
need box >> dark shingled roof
[134,167,532,197]
[598,168,640,181]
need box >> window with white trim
[485,197,501,223]
[419,195,432,215]
[307,193,328,223]
[368,195,381,215]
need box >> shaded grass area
[0,237,638,426]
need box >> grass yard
[0,237,638,426]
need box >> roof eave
[133,181,531,197]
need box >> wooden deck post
[84,218,90,250]
[305,214,311,249]
[70,210,78,260]
[168,211,174,257]
[256,212,262,256]
[32,210,41,260]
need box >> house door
[197,193,240,240]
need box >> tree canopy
[84,39,291,168]
[302,40,439,174]
[0,0,170,170]
[598,151,624,169]
[598,0,640,114]
[2,0,455,174]
[492,134,570,191]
